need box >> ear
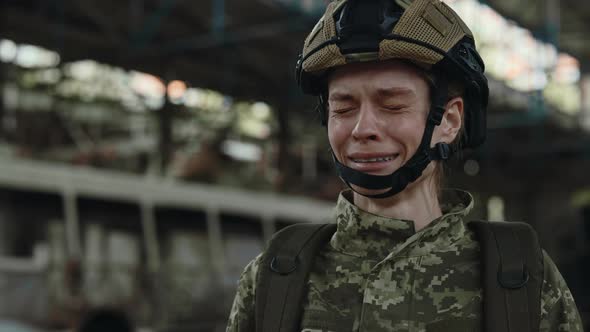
[433,97,464,144]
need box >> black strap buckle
[435,142,450,160]
[270,256,297,275]
[428,106,445,125]
[498,265,530,289]
[295,53,303,86]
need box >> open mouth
[349,154,399,163]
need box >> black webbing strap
[469,221,544,332]
[255,223,337,332]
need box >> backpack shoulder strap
[469,221,544,332]
[255,222,337,332]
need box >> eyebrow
[328,87,415,102]
[328,92,355,102]
[375,87,415,99]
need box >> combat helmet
[295,0,488,198]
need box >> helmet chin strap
[332,77,452,199]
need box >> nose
[352,105,380,141]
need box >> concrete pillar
[141,201,161,272]
[206,207,225,279]
[302,140,318,183]
[580,74,590,131]
[63,190,81,259]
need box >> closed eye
[330,107,356,115]
[384,105,406,112]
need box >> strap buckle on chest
[498,264,529,289]
[270,255,297,275]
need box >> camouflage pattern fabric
[226,189,583,331]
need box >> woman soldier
[226,0,583,331]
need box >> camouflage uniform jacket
[226,189,583,331]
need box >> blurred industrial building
[0,0,589,331]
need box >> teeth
[352,156,396,163]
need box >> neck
[352,174,442,231]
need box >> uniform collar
[330,189,474,259]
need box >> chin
[349,184,394,198]
[347,164,401,176]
